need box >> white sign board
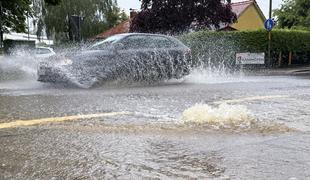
[236,53,265,65]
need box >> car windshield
[36,48,51,54]
[89,34,125,50]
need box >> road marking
[214,95,289,104]
[0,112,132,129]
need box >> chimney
[129,8,138,19]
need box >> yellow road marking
[0,112,132,129]
[214,95,289,104]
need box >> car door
[155,36,190,78]
[116,35,157,81]
[150,36,183,79]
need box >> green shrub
[180,29,310,67]
[3,39,36,54]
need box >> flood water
[0,55,310,179]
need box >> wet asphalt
[1,71,310,179]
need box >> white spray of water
[0,49,45,89]
[182,103,254,129]
[181,103,293,132]
[185,68,246,84]
[0,51,39,81]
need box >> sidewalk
[243,65,310,76]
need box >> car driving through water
[37,33,192,88]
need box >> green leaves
[42,0,127,42]
[0,0,61,33]
[1,0,32,33]
[44,0,62,6]
[274,0,310,29]
[1,0,126,42]
[180,30,310,66]
[130,0,236,34]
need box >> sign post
[265,0,274,67]
[0,1,3,48]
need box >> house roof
[94,20,131,39]
[220,0,266,30]
[95,0,266,39]
[231,0,266,20]
[231,0,253,17]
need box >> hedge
[180,29,310,67]
[3,39,36,55]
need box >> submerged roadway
[0,68,310,179]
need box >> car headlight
[58,58,73,66]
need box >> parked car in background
[35,47,56,59]
[37,33,192,88]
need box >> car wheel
[75,75,98,88]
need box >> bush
[3,39,36,55]
[180,29,310,67]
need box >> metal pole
[268,0,272,67]
[269,0,272,19]
[78,16,81,42]
[0,1,3,48]
[27,13,30,40]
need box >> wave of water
[181,103,293,133]
[0,55,38,81]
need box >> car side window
[119,35,178,50]
[36,48,51,54]
[150,36,177,48]
[121,36,147,50]
[120,36,154,50]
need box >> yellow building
[224,0,266,31]
[95,0,266,39]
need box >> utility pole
[268,0,272,67]
[78,16,81,42]
[0,1,3,48]
[27,12,30,40]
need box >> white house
[3,32,53,45]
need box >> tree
[130,0,236,34]
[41,0,127,42]
[274,0,310,29]
[0,0,32,33]
[0,0,61,33]
[0,0,61,47]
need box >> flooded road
[1,65,310,179]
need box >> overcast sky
[117,0,284,18]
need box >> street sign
[264,19,274,31]
[236,53,265,65]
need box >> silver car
[35,47,56,59]
[37,33,192,88]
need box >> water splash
[0,54,39,81]
[184,67,245,84]
[181,103,293,133]
[182,103,254,128]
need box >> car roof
[36,46,52,49]
[116,33,172,38]
[36,46,54,51]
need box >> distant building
[94,11,137,40]
[94,21,130,40]
[3,32,53,45]
[95,0,265,39]
[223,0,266,31]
